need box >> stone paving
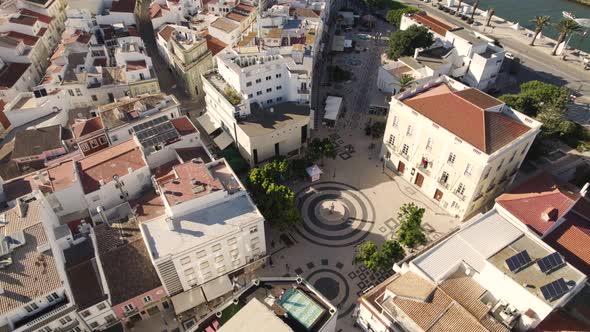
[257,23,461,331]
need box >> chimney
[414,47,422,59]
[165,217,174,231]
[17,199,28,218]
[581,183,589,197]
[541,207,558,222]
[97,206,109,227]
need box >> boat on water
[563,11,576,20]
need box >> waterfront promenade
[400,0,590,102]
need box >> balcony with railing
[438,178,450,189]
[416,158,432,176]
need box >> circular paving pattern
[295,182,375,247]
[306,268,353,318]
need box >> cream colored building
[156,25,213,99]
[382,76,541,219]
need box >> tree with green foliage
[247,159,300,229]
[357,240,405,272]
[397,203,426,248]
[361,0,390,10]
[530,16,551,46]
[499,81,570,138]
[552,19,582,56]
[398,73,414,91]
[387,25,434,60]
[386,6,419,27]
[379,240,405,268]
[307,138,336,165]
[371,121,386,139]
[224,86,242,105]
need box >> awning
[324,96,342,121]
[171,287,206,315]
[196,113,220,134]
[202,275,233,302]
[306,165,323,177]
[213,131,233,150]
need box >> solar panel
[505,250,532,272]
[537,252,565,274]
[540,278,569,301]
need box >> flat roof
[211,17,239,33]
[450,27,486,45]
[488,234,585,305]
[98,94,174,129]
[237,102,310,137]
[13,124,63,158]
[218,298,292,332]
[159,160,224,206]
[141,194,261,259]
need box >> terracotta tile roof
[439,271,488,320]
[127,26,139,37]
[290,7,319,18]
[408,12,454,36]
[386,271,435,301]
[0,200,63,315]
[149,3,169,18]
[226,11,247,22]
[72,117,104,139]
[13,124,63,159]
[402,84,531,154]
[3,31,39,46]
[170,116,197,135]
[428,304,489,332]
[36,27,47,37]
[533,309,590,332]
[130,191,166,223]
[392,287,452,330]
[19,9,53,24]
[0,62,30,89]
[234,3,255,12]
[158,25,175,42]
[455,88,503,109]
[544,209,590,277]
[160,160,223,206]
[210,17,239,33]
[63,30,92,45]
[237,31,256,47]
[496,172,578,236]
[110,0,136,13]
[205,34,227,55]
[94,218,161,305]
[9,14,37,26]
[66,259,107,310]
[266,28,283,39]
[126,59,147,71]
[78,139,146,194]
[46,159,76,191]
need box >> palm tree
[551,19,582,55]
[485,8,495,26]
[398,74,414,92]
[470,0,480,21]
[455,0,463,15]
[530,16,551,46]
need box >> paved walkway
[400,0,590,102]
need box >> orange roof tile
[0,63,30,89]
[170,116,197,135]
[402,84,531,154]
[227,11,247,22]
[544,207,590,277]
[409,12,454,36]
[3,31,39,46]
[78,139,146,194]
[126,59,147,71]
[46,160,76,191]
[72,117,104,139]
[205,34,227,55]
[158,25,175,42]
[497,172,578,236]
[19,9,53,24]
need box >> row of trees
[529,16,582,56]
[357,203,427,271]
